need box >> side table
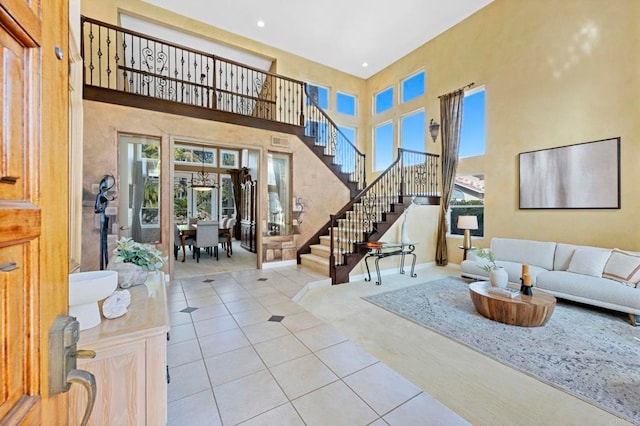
[459,245,476,261]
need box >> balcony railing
[81,16,305,126]
[81,16,367,191]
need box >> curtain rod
[438,82,475,99]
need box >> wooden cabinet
[240,178,257,253]
[69,274,169,425]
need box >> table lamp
[457,215,478,249]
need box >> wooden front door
[0,0,69,424]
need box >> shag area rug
[363,276,640,424]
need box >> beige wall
[368,0,640,264]
[80,101,350,273]
[79,0,640,272]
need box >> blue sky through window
[401,110,425,152]
[401,71,425,103]
[374,122,394,171]
[307,84,329,109]
[337,92,356,115]
[459,89,486,157]
[375,87,393,114]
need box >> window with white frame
[449,173,484,237]
[400,109,425,152]
[459,88,486,158]
[374,121,394,171]
[307,83,329,109]
[374,87,393,114]
[336,92,356,116]
[401,71,425,103]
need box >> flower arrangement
[112,237,167,271]
[473,248,499,272]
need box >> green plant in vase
[473,248,508,287]
[110,237,167,288]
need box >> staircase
[299,149,440,284]
[79,17,440,284]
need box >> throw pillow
[566,248,612,278]
[603,249,640,287]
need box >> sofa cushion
[566,248,612,277]
[495,260,548,285]
[490,238,556,270]
[554,243,608,271]
[603,249,640,287]
[536,271,640,310]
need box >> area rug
[363,276,640,424]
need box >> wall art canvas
[519,138,620,209]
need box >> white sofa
[461,238,640,325]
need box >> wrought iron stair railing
[327,148,440,284]
[304,85,367,193]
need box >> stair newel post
[399,148,405,203]
[300,82,306,127]
[329,214,336,284]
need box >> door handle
[48,316,98,426]
[67,368,97,426]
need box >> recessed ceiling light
[362,62,369,67]
[257,20,265,28]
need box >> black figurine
[94,174,115,270]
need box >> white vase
[489,267,508,288]
[107,261,148,288]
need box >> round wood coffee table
[469,281,556,327]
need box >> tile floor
[166,266,469,425]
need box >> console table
[363,242,417,285]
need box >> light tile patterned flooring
[166,266,468,425]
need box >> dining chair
[173,223,182,260]
[219,218,235,257]
[193,220,219,262]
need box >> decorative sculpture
[102,289,131,319]
[94,174,116,270]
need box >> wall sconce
[428,119,440,143]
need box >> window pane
[401,71,425,103]
[337,92,356,115]
[374,122,394,171]
[459,89,486,157]
[449,174,485,237]
[400,110,425,152]
[374,87,393,114]
[307,84,329,109]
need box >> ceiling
[141,0,494,79]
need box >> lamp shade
[457,215,478,230]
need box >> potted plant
[108,237,167,288]
[473,248,508,287]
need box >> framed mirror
[118,133,161,243]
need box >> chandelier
[190,146,218,191]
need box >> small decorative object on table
[520,263,533,295]
[102,289,131,319]
[487,286,520,298]
[108,237,167,288]
[474,248,508,288]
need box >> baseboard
[261,259,297,269]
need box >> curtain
[131,160,144,242]
[435,89,465,266]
